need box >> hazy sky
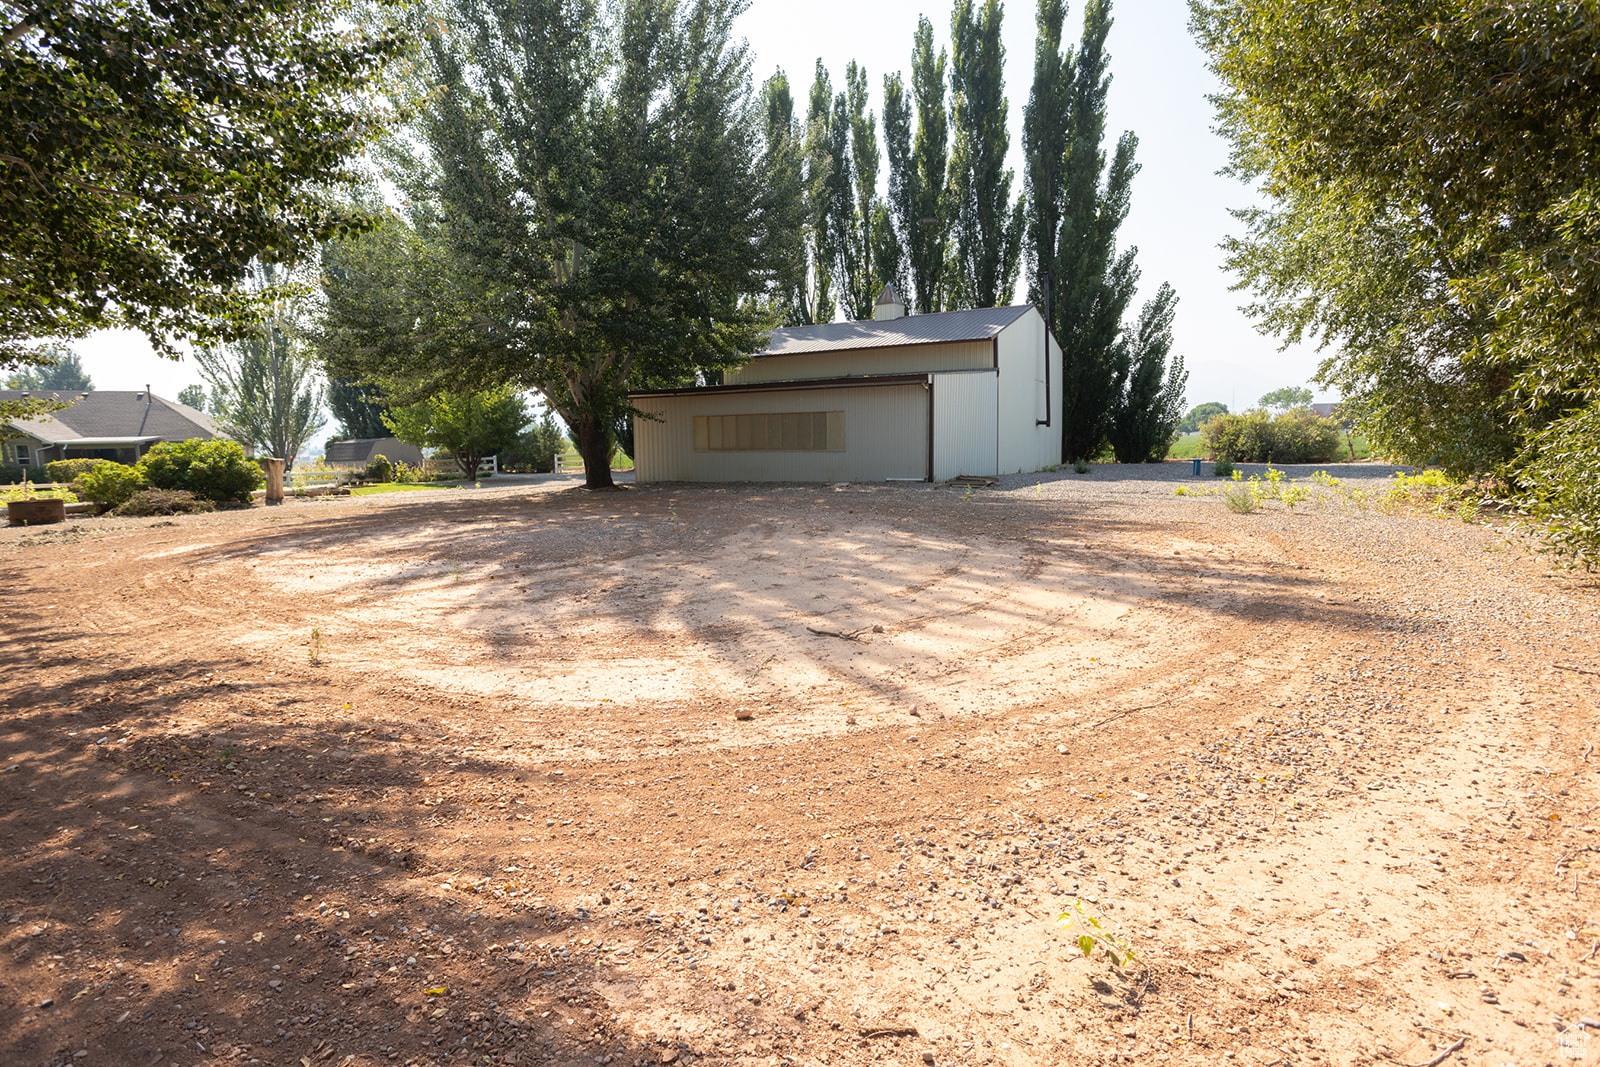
[69,0,1328,414]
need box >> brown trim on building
[991,336,999,370]
[631,373,932,399]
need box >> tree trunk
[572,414,616,490]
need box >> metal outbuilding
[630,286,1063,483]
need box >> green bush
[113,488,217,517]
[45,458,106,484]
[78,462,145,508]
[1202,409,1342,464]
[0,464,48,485]
[363,453,395,483]
[138,439,263,503]
[1212,459,1234,477]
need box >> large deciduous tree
[384,385,526,480]
[948,0,1024,310]
[0,0,408,386]
[322,0,791,489]
[1192,0,1600,565]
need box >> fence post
[263,458,285,504]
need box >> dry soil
[2,470,1596,1067]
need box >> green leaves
[0,0,412,369]
[1195,0,1600,565]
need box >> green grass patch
[556,449,636,472]
[1166,432,1205,460]
[350,482,455,495]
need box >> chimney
[873,282,906,321]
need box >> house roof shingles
[755,304,1034,358]
[0,390,221,444]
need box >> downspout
[925,377,934,482]
[1036,277,1052,427]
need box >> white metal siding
[726,340,992,384]
[995,308,1064,474]
[633,383,929,483]
[931,371,998,480]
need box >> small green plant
[309,628,323,667]
[1073,458,1091,474]
[1058,899,1138,971]
[1212,459,1234,477]
[1173,486,1191,497]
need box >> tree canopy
[1258,386,1312,413]
[1193,0,1600,564]
[0,0,409,376]
[321,0,791,489]
[5,349,92,390]
[195,262,325,470]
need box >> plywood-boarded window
[693,411,844,452]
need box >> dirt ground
[2,475,1597,1067]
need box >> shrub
[1203,409,1341,464]
[78,462,145,509]
[1212,459,1234,477]
[45,458,106,484]
[138,439,263,503]
[363,453,395,483]
[0,464,48,485]
[113,489,216,517]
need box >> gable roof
[756,305,1034,358]
[0,390,222,445]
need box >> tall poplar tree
[882,72,915,301]
[909,18,951,313]
[805,62,843,326]
[1028,0,1144,461]
[948,0,1025,310]
[761,71,814,327]
[840,62,882,320]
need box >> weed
[309,628,323,667]
[1058,898,1138,971]
[1173,486,1191,497]
[1073,458,1091,474]
[1222,481,1257,513]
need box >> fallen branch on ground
[1555,663,1600,676]
[806,625,881,641]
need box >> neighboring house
[0,389,222,467]
[325,437,426,467]
[630,284,1064,483]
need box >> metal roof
[756,305,1034,357]
[0,390,222,444]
